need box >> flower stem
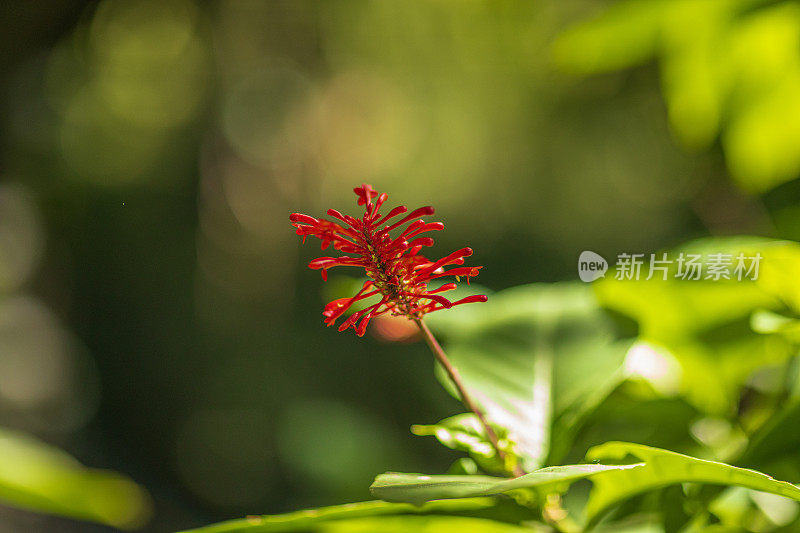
[415,318,525,478]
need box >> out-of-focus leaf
[585,442,800,526]
[0,427,151,529]
[447,457,480,475]
[751,309,800,343]
[722,4,800,192]
[317,515,536,532]
[553,0,665,75]
[707,487,754,530]
[308,515,534,532]
[411,414,513,474]
[595,237,800,414]
[752,239,800,314]
[369,463,642,506]
[592,515,665,533]
[739,400,800,474]
[555,0,800,192]
[750,489,799,526]
[567,393,699,466]
[177,499,500,532]
[424,283,632,471]
[693,526,747,533]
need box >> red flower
[290,184,488,336]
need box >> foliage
[370,463,641,507]
[7,2,800,530]
[178,499,506,533]
[0,427,151,529]
[555,0,800,193]
[189,236,800,532]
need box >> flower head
[290,184,488,336]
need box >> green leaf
[553,0,665,75]
[412,414,512,474]
[369,463,642,506]
[177,499,500,532]
[305,515,535,532]
[739,399,800,476]
[0,427,151,529]
[555,0,800,192]
[585,442,800,525]
[425,282,631,471]
[567,395,700,468]
[595,237,800,414]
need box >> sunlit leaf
[0,427,151,529]
[751,309,800,343]
[370,463,641,506]
[556,0,800,192]
[411,414,511,474]
[177,498,500,532]
[307,515,535,532]
[585,442,800,525]
[595,237,800,414]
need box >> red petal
[327,209,360,229]
[414,248,473,280]
[380,206,435,233]
[427,283,457,294]
[374,205,407,227]
[289,213,319,225]
[452,295,488,305]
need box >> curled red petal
[452,294,489,305]
[289,213,319,225]
[375,205,407,227]
[355,314,372,336]
[401,221,444,239]
[407,237,434,248]
[372,193,389,216]
[414,248,473,280]
[427,283,457,294]
[380,206,435,234]
[428,266,483,279]
[405,292,453,308]
[327,209,360,229]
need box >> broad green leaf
[177,499,499,532]
[585,442,800,525]
[369,463,642,506]
[0,427,151,529]
[595,237,800,414]
[425,283,631,471]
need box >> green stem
[415,318,525,478]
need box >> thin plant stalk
[415,318,525,478]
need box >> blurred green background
[3,0,800,531]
